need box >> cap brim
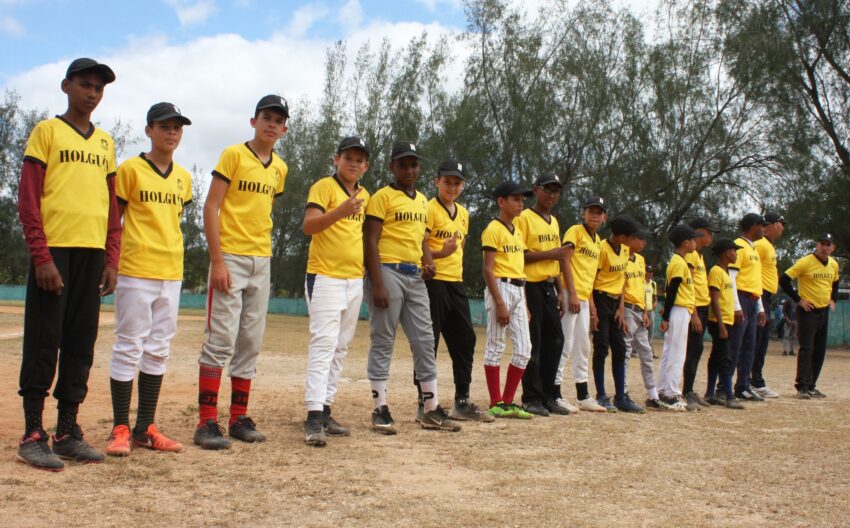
[535,180,563,188]
[437,170,465,179]
[392,151,423,160]
[256,104,289,117]
[583,203,607,212]
[152,113,192,125]
[70,64,116,84]
[338,144,370,156]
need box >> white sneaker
[658,396,687,412]
[753,386,780,398]
[577,396,607,413]
[556,398,580,414]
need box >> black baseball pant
[591,291,627,399]
[521,281,564,405]
[795,306,829,392]
[751,291,773,389]
[682,305,709,394]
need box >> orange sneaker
[106,425,132,457]
[132,424,184,452]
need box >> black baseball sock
[110,378,133,427]
[552,384,563,400]
[576,382,589,401]
[56,401,79,437]
[23,397,44,436]
[135,372,163,434]
[454,383,470,402]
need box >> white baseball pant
[483,281,531,368]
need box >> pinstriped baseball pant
[483,281,531,368]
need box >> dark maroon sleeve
[105,174,121,268]
[17,158,53,266]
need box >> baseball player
[106,103,193,456]
[514,174,569,417]
[302,136,371,447]
[681,218,718,411]
[779,233,841,399]
[416,160,492,423]
[16,58,119,470]
[782,299,798,356]
[194,95,289,450]
[481,181,533,419]
[554,196,607,413]
[751,212,786,398]
[703,238,745,409]
[364,141,461,434]
[657,224,701,410]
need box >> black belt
[738,291,759,300]
[624,302,644,312]
[499,277,526,287]
[528,278,557,285]
[593,289,620,300]
[382,262,420,275]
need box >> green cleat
[488,402,511,418]
[505,403,533,420]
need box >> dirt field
[1,307,848,527]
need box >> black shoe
[52,425,105,463]
[795,390,811,399]
[684,392,702,412]
[420,405,462,432]
[305,414,327,447]
[523,401,550,417]
[322,406,350,436]
[644,398,662,410]
[807,389,826,399]
[17,429,64,471]
[789,350,796,356]
[614,395,646,414]
[704,394,725,406]
[193,419,231,450]
[725,397,746,410]
[229,416,266,443]
[451,398,495,422]
[371,405,397,435]
[543,399,571,415]
[597,395,618,413]
[736,388,764,402]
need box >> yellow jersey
[754,238,778,294]
[708,265,734,325]
[624,253,646,309]
[667,253,695,313]
[481,218,526,280]
[730,237,762,296]
[685,250,710,307]
[365,184,429,265]
[425,197,468,282]
[305,175,371,279]
[515,208,561,282]
[212,143,287,257]
[594,239,629,295]
[562,224,601,301]
[645,279,656,310]
[784,254,840,309]
[23,116,116,249]
[116,154,192,280]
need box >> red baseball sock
[229,377,251,425]
[198,365,222,426]
[484,365,502,407]
[501,364,526,406]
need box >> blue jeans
[729,292,759,393]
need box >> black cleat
[193,419,231,450]
[371,405,397,435]
[229,416,266,443]
[52,425,105,463]
[17,429,64,471]
[305,414,327,447]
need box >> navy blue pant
[795,307,829,391]
[729,292,759,393]
[751,291,773,388]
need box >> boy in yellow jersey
[779,233,841,399]
[622,228,661,409]
[302,136,371,447]
[195,95,289,450]
[703,239,745,409]
[515,174,568,417]
[364,141,461,434]
[751,212,786,399]
[17,58,119,470]
[656,224,702,410]
[417,161,492,423]
[729,213,769,402]
[481,181,533,419]
[106,103,193,457]
[681,217,718,411]
[555,196,607,413]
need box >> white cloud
[1,15,26,37]
[414,0,462,12]
[164,0,217,27]
[286,3,330,38]
[336,0,362,33]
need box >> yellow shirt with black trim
[624,253,646,309]
[562,224,601,301]
[645,280,656,310]
[754,238,778,294]
[116,154,192,280]
[306,175,371,279]
[425,197,468,282]
[784,254,840,309]
[685,250,710,307]
[515,208,561,283]
[365,184,429,265]
[23,116,116,249]
[481,218,526,280]
[594,239,629,295]
[213,143,287,257]
[667,253,695,313]
[708,265,734,325]
[730,237,762,296]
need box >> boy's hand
[642,312,650,328]
[615,307,628,332]
[496,300,510,326]
[99,265,117,296]
[734,310,744,323]
[557,291,566,316]
[757,312,766,327]
[590,311,599,332]
[421,264,436,281]
[798,299,814,311]
[372,284,389,309]
[35,261,64,295]
[337,192,364,218]
[719,324,728,339]
[210,261,232,293]
[690,313,703,333]
[660,320,669,333]
[568,291,580,314]
[442,236,458,255]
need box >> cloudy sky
[1,0,657,173]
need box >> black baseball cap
[583,196,607,212]
[610,215,640,237]
[66,58,115,84]
[739,212,770,231]
[669,224,704,246]
[817,233,834,244]
[146,102,191,125]
[337,136,370,157]
[631,227,650,240]
[255,94,289,117]
[689,217,719,233]
[391,141,423,160]
[764,212,786,225]
[712,238,742,256]
[437,160,465,179]
[534,173,563,188]
[645,264,654,273]
[493,181,532,199]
